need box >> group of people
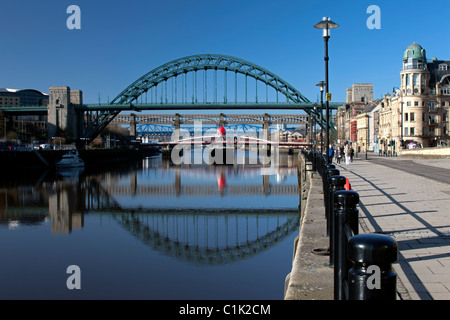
[330,142,354,165]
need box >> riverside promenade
[337,154,450,300]
[285,152,450,300]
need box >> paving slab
[336,154,450,300]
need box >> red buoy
[217,126,226,136]
[217,174,226,190]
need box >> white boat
[56,150,84,168]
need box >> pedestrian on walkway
[336,146,342,164]
[344,143,351,165]
[328,145,334,163]
[350,145,354,162]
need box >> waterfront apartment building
[388,43,450,149]
[337,43,450,153]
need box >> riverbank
[0,146,160,169]
[284,153,333,300]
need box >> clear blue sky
[1,0,449,105]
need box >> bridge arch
[111,54,310,105]
[80,54,320,141]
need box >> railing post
[325,167,339,232]
[328,175,346,266]
[323,164,336,211]
[348,234,398,300]
[333,190,359,300]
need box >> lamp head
[316,81,325,92]
[314,17,339,37]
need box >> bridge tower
[174,113,181,130]
[219,113,225,127]
[130,113,137,137]
[263,113,270,140]
[47,86,82,141]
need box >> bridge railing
[304,150,399,300]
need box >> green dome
[403,43,426,61]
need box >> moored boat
[56,150,84,168]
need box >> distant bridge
[133,124,277,136]
[111,112,308,136]
[112,113,309,126]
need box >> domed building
[385,43,450,150]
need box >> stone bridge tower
[47,86,82,141]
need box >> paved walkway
[335,154,450,300]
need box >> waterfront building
[346,83,374,105]
[338,43,450,152]
[0,88,49,140]
[355,98,382,153]
[390,43,450,149]
[336,83,373,144]
[0,88,49,107]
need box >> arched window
[441,75,450,85]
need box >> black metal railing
[304,150,399,300]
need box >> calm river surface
[0,149,301,299]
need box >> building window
[414,101,419,106]
[407,101,411,106]
[404,113,408,121]
[406,74,411,86]
[410,127,415,136]
[439,64,448,71]
[413,74,419,86]
[429,114,436,124]
[429,101,435,111]
[410,112,415,122]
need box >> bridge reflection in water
[1,152,300,267]
[116,209,298,265]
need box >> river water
[0,149,301,299]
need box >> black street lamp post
[314,17,339,163]
[316,81,325,155]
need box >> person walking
[350,144,354,162]
[336,145,342,164]
[344,143,351,165]
[328,144,335,163]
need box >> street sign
[326,93,332,101]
